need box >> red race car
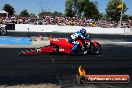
[19,36,101,56]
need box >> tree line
[2,4,63,17]
[1,0,132,21]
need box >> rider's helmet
[80,28,86,36]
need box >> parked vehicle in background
[0,24,7,35]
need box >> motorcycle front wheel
[90,43,101,55]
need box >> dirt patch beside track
[0,37,50,48]
[0,84,60,88]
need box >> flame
[78,65,86,76]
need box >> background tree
[106,0,127,21]
[122,14,129,21]
[29,13,36,17]
[52,11,63,17]
[65,0,74,17]
[20,10,29,17]
[74,0,89,17]
[65,0,99,19]
[84,1,100,20]
[129,16,132,20]
[3,4,15,16]
[100,13,107,20]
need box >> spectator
[0,15,131,28]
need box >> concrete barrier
[124,28,132,33]
[15,24,132,34]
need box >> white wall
[15,24,132,34]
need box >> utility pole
[119,0,124,27]
[40,1,44,13]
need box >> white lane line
[114,42,132,44]
[99,41,132,45]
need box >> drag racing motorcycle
[19,36,101,56]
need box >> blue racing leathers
[70,31,86,53]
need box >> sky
[0,0,132,15]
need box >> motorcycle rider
[69,28,87,53]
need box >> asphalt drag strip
[0,44,132,88]
[0,33,132,88]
